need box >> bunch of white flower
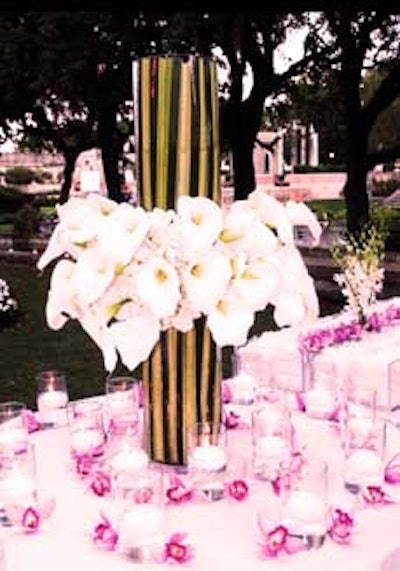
[37,190,322,373]
[0,278,18,326]
[331,221,387,321]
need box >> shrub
[5,167,36,185]
[0,277,19,329]
[0,185,27,214]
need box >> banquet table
[237,297,400,411]
[3,396,400,571]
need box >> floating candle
[344,448,383,486]
[189,444,227,472]
[0,427,28,454]
[304,385,336,418]
[285,489,327,535]
[229,373,256,404]
[109,447,149,475]
[119,503,165,545]
[70,428,104,456]
[0,471,37,506]
[37,389,68,427]
[255,435,290,462]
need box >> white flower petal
[285,200,322,246]
[247,189,294,245]
[207,299,254,347]
[184,252,232,313]
[178,195,223,255]
[136,258,180,318]
[109,310,160,371]
[75,249,115,305]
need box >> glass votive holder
[301,355,341,420]
[36,370,69,429]
[107,432,149,482]
[282,456,329,549]
[0,401,29,455]
[251,400,293,482]
[116,466,166,563]
[0,442,38,526]
[342,417,386,495]
[105,376,140,432]
[68,400,106,463]
[187,422,228,502]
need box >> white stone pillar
[300,125,307,165]
[309,126,319,167]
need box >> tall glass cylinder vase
[132,54,221,209]
[133,54,223,466]
[141,317,221,466]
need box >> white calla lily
[230,259,282,311]
[45,259,79,329]
[218,201,257,251]
[206,298,254,347]
[247,189,294,245]
[177,195,223,255]
[136,257,180,318]
[79,309,118,373]
[273,290,307,328]
[285,200,322,246]
[183,252,232,313]
[109,307,160,371]
[96,204,149,265]
[74,248,116,306]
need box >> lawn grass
[0,259,134,409]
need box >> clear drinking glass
[0,401,29,454]
[187,422,227,502]
[68,400,105,463]
[282,456,329,549]
[115,465,166,563]
[251,397,293,481]
[36,370,69,428]
[105,376,140,433]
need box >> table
[3,398,400,571]
[238,297,400,411]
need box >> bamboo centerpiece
[133,54,222,465]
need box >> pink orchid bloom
[328,508,354,543]
[75,454,94,477]
[22,409,41,433]
[221,381,232,403]
[223,410,241,429]
[21,507,40,533]
[261,525,304,558]
[271,472,291,497]
[164,532,194,564]
[92,513,118,551]
[166,478,193,504]
[226,479,249,501]
[133,486,154,504]
[262,525,289,558]
[384,453,400,484]
[362,486,393,505]
[90,471,111,497]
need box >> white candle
[257,407,286,429]
[70,428,104,456]
[347,417,374,439]
[344,448,383,486]
[285,489,327,535]
[37,390,68,427]
[230,373,255,404]
[119,504,164,545]
[0,428,28,453]
[0,472,36,505]
[107,392,134,417]
[110,447,149,475]
[305,385,336,418]
[255,435,289,460]
[189,444,227,472]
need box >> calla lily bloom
[178,195,223,256]
[183,252,232,313]
[285,199,322,246]
[207,298,254,347]
[136,257,180,319]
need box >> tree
[322,11,400,233]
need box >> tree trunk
[59,149,80,205]
[98,104,123,203]
[343,120,370,235]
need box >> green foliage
[370,178,400,197]
[0,185,27,214]
[5,167,35,186]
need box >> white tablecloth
[3,400,400,571]
[238,298,400,410]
